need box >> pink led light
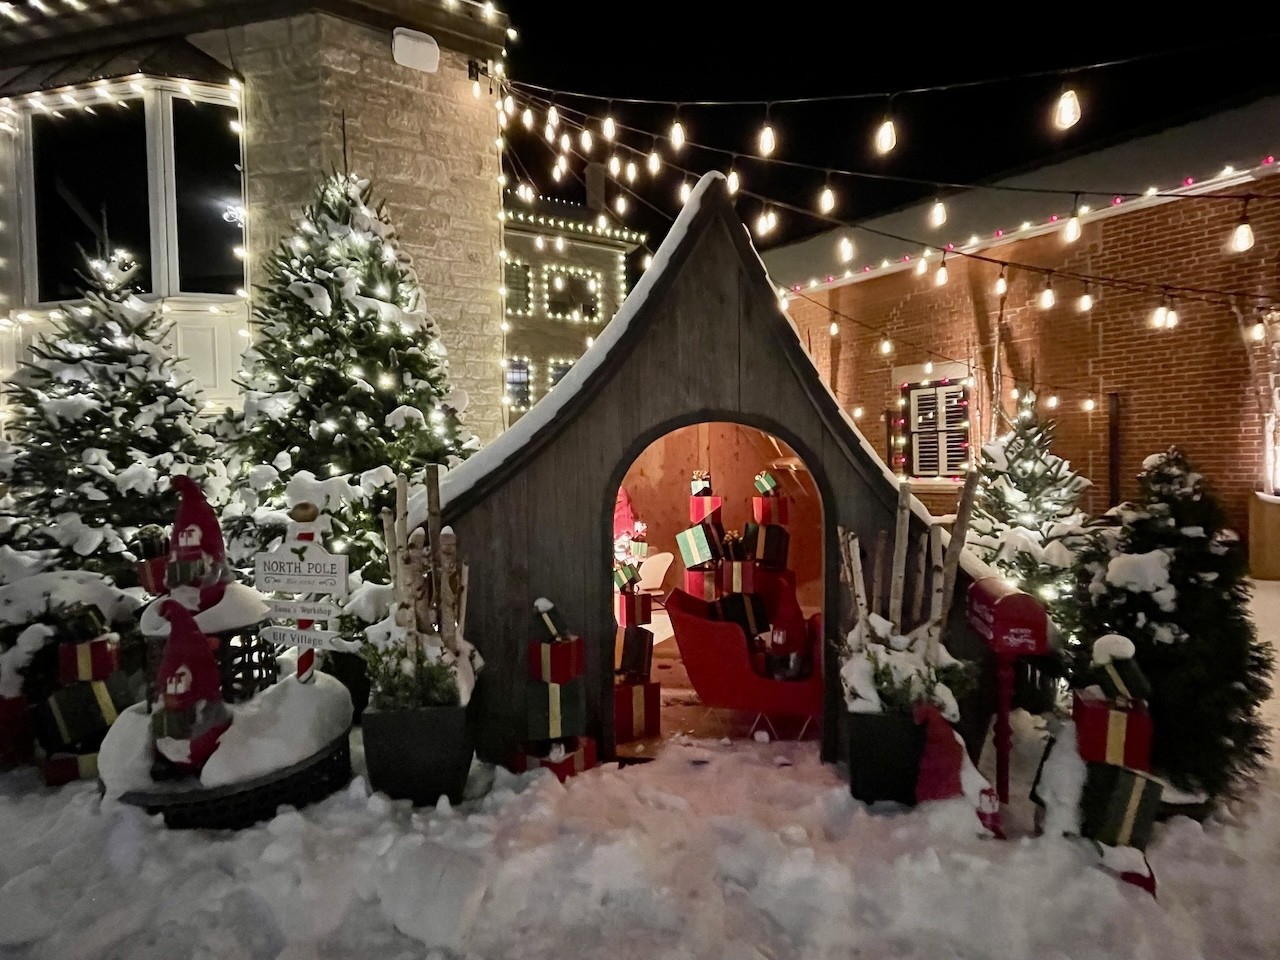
[863,266,871,273]
[994,229,1003,238]
[1112,196,1122,205]
[1184,177,1194,186]
[902,255,911,261]
[792,284,801,291]
[1049,214,1058,222]
[946,242,954,250]
[826,275,833,283]
[1265,155,1275,165]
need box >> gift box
[41,752,99,787]
[743,522,790,570]
[614,680,660,743]
[722,529,746,561]
[630,541,649,560]
[619,626,654,682]
[683,568,721,602]
[1084,658,1151,705]
[751,496,789,525]
[754,471,779,495]
[690,470,712,496]
[677,521,725,569]
[527,678,586,740]
[39,672,135,753]
[528,636,585,684]
[57,635,121,684]
[1080,763,1163,851]
[715,592,771,640]
[59,603,108,644]
[0,694,35,768]
[688,495,723,525]
[614,591,653,627]
[511,736,597,783]
[1073,691,1152,771]
[532,601,570,640]
[133,524,170,560]
[613,564,640,591]
[135,557,168,595]
[717,560,756,595]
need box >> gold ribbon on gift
[1105,709,1128,765]
[540,611,558,637]
[631,684,646,737]
[540,644,553,679]
[76,644,93,680]
[1116,776,1147,846]
[548,684,562,738]
[743,599,760,636]
[92,680,118,726]
[725,562,749,593]
[50,698,71,745]
[1103,662,1132,701]
[77,754,99,779]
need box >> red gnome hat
[156,599,223,712]
[170,475,225,568]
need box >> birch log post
[381,507,399,596]
[872,530,888,619]
[848,534,869,631]
[939,471,980,627]
[439,526,458,653]
[909,532,927,628]
[888,481,912,630]
[926,524,945,660]
[426,464,444,628]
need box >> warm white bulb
[1151,304,1168,329]
[1231,221,1255,253]
[547,105,559,128]
[1166,305,1179,329]
[829,321,840,337]
[755,209,776,236]
[1252,321,1266,342]
[837,235,854,263]
[625,161,638,183]
[915,256,929,277]
[544,123,555,143]
[1038,283,1056,309]
[923,360,934,376]
[928,201,947,228]
[1054,89,1081,130]
[1047,395,1059,409]
[608,155,620,177]
[670,120,685,150]
[1077,291,1094,312]
[679,181,691,204]
[551,166,563,182]
[554,237,565,252]
[819,186,836,215]
[580,129,593,152]
[1064,215,1082,243]
[727,169,740,195]
[534,236,545,250]
[853,406,865,420]
[647,151,660,174]
[614,195,627,214]
[879,338,892,355]
[759,123,776,156]
[934,263,949,287]
[1083,398,1096,412]
[994,273,1008,296]
[1010,387,1020,400]
[602,115,616,140]
[874,118,896,155]
[559,132,570,153]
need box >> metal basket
[146,620,276,706]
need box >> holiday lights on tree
[220,172,477,574]
[0,251,223,587]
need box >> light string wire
[507,88,1278,310]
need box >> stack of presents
[511,599,598,782]
[1034,637,1163,862]
[34,605,140,786]
[612,562,660,746]
[677,470,807,679]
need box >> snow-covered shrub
[838,616,973,721]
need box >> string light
[879,337,893,355]
[602,115,616,140]
[819,183,836,215]
[928,200,947,228]
[837,235,855,263]
[670,117,686,150]
[758,109,776,157]
[1038,277,1056,309]
[1064,194,1082,243]
[727,167,741,195]
[614,194,627,215]
[915,254,929,277]
[625,160,638,183]
[647,151,660,174]
[1230,201,1255,252]
[853,406,865,420]
[1054,88,1081,130]
[934,256,949,287]
[679,181,692,204]
[829,321,840,336]
[1082,398,1096,412]
[1077,284,1094,312]
[1252,321,1267,342]
[994,267,1007,297]
[559,132,570,153]
[580,128,593,152]
[923,360,934,376]
[547,105,559,128]
[608,155,621,177]
[1047,395,1059,409]
[874,116,897,155]
[754,207,778,236]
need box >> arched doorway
[605,416,831,754]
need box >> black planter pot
[846,711,926,806]
[324,651,371,722]
[362,705,473,806]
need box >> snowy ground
[3,591,1280,959]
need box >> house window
[504,358,532,410]
[547,358,573,388]
[904,381,970,477]
[18,79,245,306]
[504,260,531,316]
[543,264,602,322]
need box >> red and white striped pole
[287,502,320,684]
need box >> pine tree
[1075,447,1273,798]
[0,251,223,588]
[220,171,477,576]
[966,390,1091,623]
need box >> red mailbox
[967,577,1050,806]
[967,578,1048,657]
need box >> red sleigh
[666,569,823,728]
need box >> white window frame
[13,76,245,310]
[904,381,971,478]
[540,263,604,323]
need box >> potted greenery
[839,619,973,806]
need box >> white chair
[636,552,674,604]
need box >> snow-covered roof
[763,93,1280,292]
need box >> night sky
[500,8,1280,253]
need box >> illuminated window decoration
[546,357,574,387]
[541,263,604,322]
[903,380,970,478]
[504,356,533,411]
[503,257,532,316]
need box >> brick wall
[191,14,503,441]
[789,173,1280,539]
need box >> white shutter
[906,382,970,478]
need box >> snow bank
[1105,550,1177,611]
[138,582,270,636]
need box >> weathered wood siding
[444,182,942,762]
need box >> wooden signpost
[254,502,350,682]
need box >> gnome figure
[150,600,232,779]
[167,475,234,612]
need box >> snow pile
[1102,549,1177,611]
[839,622,965,722]
[1035,722,1088,837]
[138,582,271,636]
[1091,633,1137,665]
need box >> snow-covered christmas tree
[1075,447,1273,798]
[0,250,224,589]
[966,389,1090,624]
[220,172,477,577]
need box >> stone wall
[191,13,503,440]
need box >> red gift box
[614,592,652,627]
[614,680,660,743]
[751,496,789,525]
[57,635,121,684]
[689,495,724,525]
[41,752,99,787]
[135,556,168,595]
[684,569,721,602]
[528,636,585,684]
[0,694,35,768]
[1073,690,1152,771]
[511,736,597,782]
[717,560,756,595]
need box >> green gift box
[1080,763,1163,851]
[613,563,640,590]
[677,522,725,569]
[754,471,779,495]
[532,600,570,640]
[39,671,136,753]
[527,677,587,741]
[743,522,790,570]
[630,541,649,560]
[1084,658,1151,704]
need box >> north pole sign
[254,541,349,596]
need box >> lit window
[547,358,573,387]
[504,358,532,409]
[504,259,531,315]
[544,265,601,321]
[904,381,970,477]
